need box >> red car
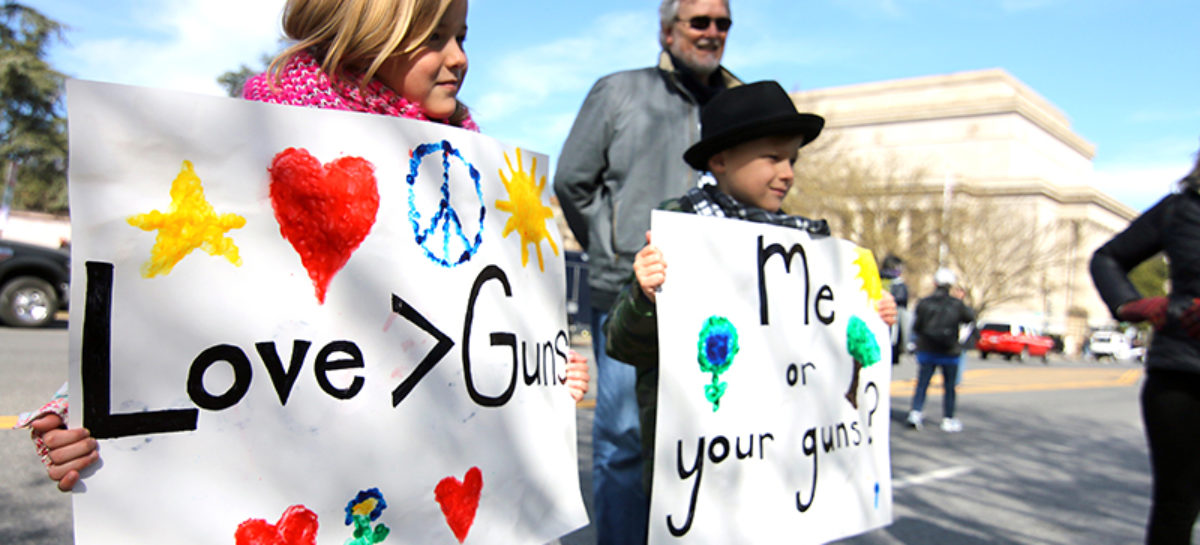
[975,321,1054,362]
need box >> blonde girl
[24,0,589,492]
[245,0,475,127]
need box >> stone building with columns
[787,69,1137,354]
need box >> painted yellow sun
[852,247,883,304]
[127,160,246,278]
[496,148,559,271]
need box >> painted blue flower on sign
[344,487,390,544]
[697,316,739,411]
[406,140,485,267]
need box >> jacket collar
[658,50,742,102]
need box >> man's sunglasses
[678,16,732,32]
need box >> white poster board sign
[65,80,586,545]
[648,211,893,544]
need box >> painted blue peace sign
[406,140,485,267]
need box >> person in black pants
[881,254,910,365]
[1091,148,1200,544]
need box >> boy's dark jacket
[603,185,829,491]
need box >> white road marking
[892,465,974,489]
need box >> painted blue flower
[345,488,388,526]
[696,316,739,411]
[697,316,739,375]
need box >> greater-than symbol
[390,294,455,406]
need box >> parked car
[975,320,1055,362]
[1088,330,1133,362]
[0,239,70,327]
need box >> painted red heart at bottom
[435,466,483,543]
[235,504,319,545]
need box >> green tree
[1,2,67,213]
[1128,254,1168,298]
[217,54,272,98]
[784,133,1068,317]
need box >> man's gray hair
[658,0,731,48]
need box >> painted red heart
[435,466,483,543]
[269,148,379,304]
[234,504,319,545]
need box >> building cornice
[920,178,1137,220]
[835,177,1137,222]
[792,69,1096,159]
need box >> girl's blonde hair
[270,0,455,86]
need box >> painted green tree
[1,2,67,213]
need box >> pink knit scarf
[242,50,479,132]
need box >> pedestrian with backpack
[907,268,976,432]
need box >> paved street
[561,342,1161,545]
[0,319,72,544]
[3,324,1190,544]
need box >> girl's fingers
[41,427,91,450]
[566,368,589,383]
[564,352,589,401]
[28,414,65,435]
[48,450,99,491]
[57,471,80,492]
[568,382,587,402]
[46,435,99,466]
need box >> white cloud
[1128,108,1200,124]
[462,10,661,166]
[57,0,286,95]
[1090,163,1192,213]
[722,35,846,75]
[467,11,657,124]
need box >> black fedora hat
[683,81,825,171]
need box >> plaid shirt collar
[678,185,831,236]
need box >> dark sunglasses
[679,16,732,32]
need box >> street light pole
[939,172,954,266]
[0,160,19,239]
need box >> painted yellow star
[127,160,245,278]
[495,148,559,271]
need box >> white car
[1089,331,1132,361]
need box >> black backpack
[917,295,963,350]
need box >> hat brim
[683,113,825,171]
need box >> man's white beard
[670,43,721,80]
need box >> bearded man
[553,2,741,543]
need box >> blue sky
[31,0,1200,213]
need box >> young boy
[603,80,897,494]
